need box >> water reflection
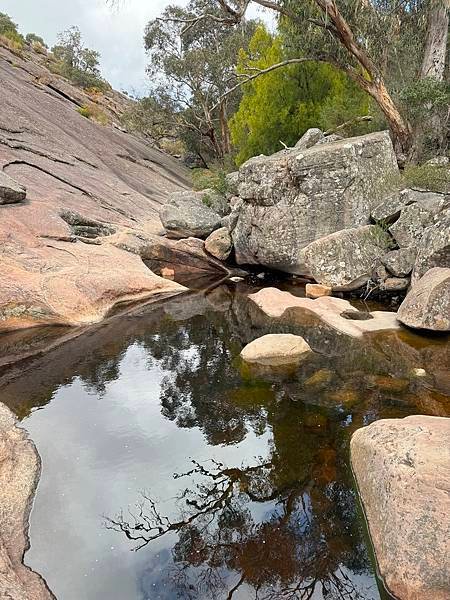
[0,284,447,600]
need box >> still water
[1,283,449,600]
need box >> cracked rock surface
[0,43,191,330]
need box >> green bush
[26,32,47,48]
[77,104,108,125]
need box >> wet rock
[412,208,450,284]
[248,287,400,338]
[233,131,399,274]
[160,191,221,239]
[0,172,26,204]
[294,127,324,149]
[389,203,433,248]
[204,227,232,261]
[351,415,450,600]
[142,236,231,278]
[304,368,334,388]
[381,247,416,277]
[240,333,312,366]
[300,225,392,291]
[0,403,54,599]
[380,277,410,291]
[397,267,450,331]
[305,283,332,298]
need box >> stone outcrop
[397,267,450,331]
[389,203,433,247]
[0,172,26,203]
[240,333,312,366]
[204,227,233,261]
[351,415,450,600]
[411,208,450,284]
[294,127,324,149]
[0,42,192,330]
[300,225,392,291]
[142,236,233,280]
[159,191,222,239]
[248,287,399,338]
[0,404,54,599]
[231,131,399,274]
[381,247,416,277]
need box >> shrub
[25,32,47,48]
[77,104,108,125]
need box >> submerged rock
[397,267,450,331]
[232,131,399,275]
[0,404,54,599]
[0,172,26,204]
[240,333,312,366]
[300,225,392,291]
[351,415,450,600]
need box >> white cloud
[3,0,272,93]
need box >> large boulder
[204,227,232,261]
[351,415,450,600]
[0,172,26,204]
[240,333,312,366]
[397,267,450,331]
[412,208,450,284]
[232,131,399,274]
[389,203,433,247]
[0,404,54,599]
[300,225,392,291]
[159,191,221,239]
[381,247,416,277]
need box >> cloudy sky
[3,0,270,94]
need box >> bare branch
[324,114,373,135]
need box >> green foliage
[0,12,20,36]
[77,104,109,125]
[144,0,257,163]
[51,27,110,92]
[401,164,450,194]
[25,32,47,48]
[229,26,375,165]
[0,13,25,52]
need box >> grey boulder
[397,267,450,331]
[412,208,450,284]
[160,191,221,239]
[300,225,392,291]
[381,247,416,277]
[233,131,399,275]
[204,227,232,261]
[0,172,26,204]
[294,127,324,149]
[389,203,433,247]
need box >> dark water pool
[1,284,448,600]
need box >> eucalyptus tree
[181,0,449,159]
[144,0,257,163]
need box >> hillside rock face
[231,131,398,274]
[351,415,450,600]
[0,43,191,330]
[0,404,54,599]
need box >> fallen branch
[324,115,373,136]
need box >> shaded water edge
[0,280,448,600]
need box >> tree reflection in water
[106,452,374,600]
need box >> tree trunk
[362,78,413,157]
[219,100,231,156]
[420,3,449,80]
